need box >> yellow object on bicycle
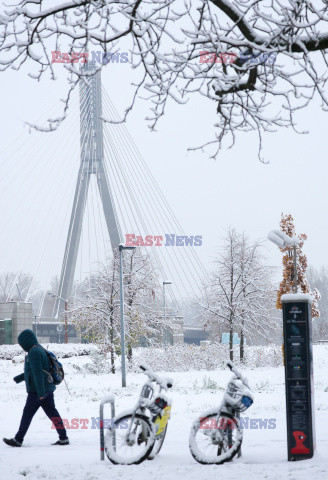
[154,405,172,436]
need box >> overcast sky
[0,57,327,298]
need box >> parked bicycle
[189,361,254,464]
[105,364,173,464]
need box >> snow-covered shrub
[202,376,219,390]
[244,344,283,368]
[78,350,113,375]
[12,355,24,364]
[1,342,283,371]
[0,343,98,360]
[128,343,283,372]
[129,344,230,372]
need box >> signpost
[282,294,315,461]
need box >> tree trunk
[230,240,234,361]
[229,318,234,361]
[110,313,115,373]
[127,344,133,362]
[240,328,244,363]
[110,346,115,374]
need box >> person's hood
[18,329,38,352]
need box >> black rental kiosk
[281,293,316,461]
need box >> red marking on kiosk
[291,431,310,454]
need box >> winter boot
[52,438,69,446]
[3,438,22,447]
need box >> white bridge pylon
[55,64,122,318]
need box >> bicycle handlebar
[139,363,173,389]
[227,361,250,388]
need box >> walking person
[3,329,69,447]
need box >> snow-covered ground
[1,345,328,480]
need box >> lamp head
[268,230,299,248]
[119,243,136,251]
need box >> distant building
[183,326,209,345]
[0,302,79,345]
[34,319,78,343]
[0,302,33,345]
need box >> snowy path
[1,347,328,479]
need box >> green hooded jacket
[13,329,56,398]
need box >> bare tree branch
[1,0,328,157]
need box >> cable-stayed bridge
[0,65,207,342]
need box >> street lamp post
[163,281,172,346]
[64,300,68,343]
[119,243,136,387]
[47,292,68,343]
[34,315,40,337]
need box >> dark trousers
[15,392,67,444]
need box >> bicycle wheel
[147,425,168,460]
[105,413,155,465]
[189,410,243,465]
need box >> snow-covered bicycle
[189,361,253,465]
[105,364,173,465]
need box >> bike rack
[99,394,116,461]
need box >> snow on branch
[2,0,328,156]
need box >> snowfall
[1,344,328,480]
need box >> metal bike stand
[100,394,116,460]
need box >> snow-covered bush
[1,342,283,371]
[0,343,98,360]
[129,344,228,372]
[128,343,283,373]
[72,350,113,375]
[244,345,283,368]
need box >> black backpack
[30,345,64,385]
[42,347,64,385]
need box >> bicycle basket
[241,395,253,410]
[141,384,154,400]
[228,380,253,412]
